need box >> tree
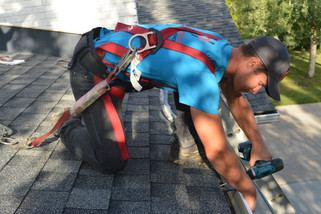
[226,0,321,78]
[302,0,321,78]
[226,0,294,40]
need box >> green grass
[272,51,321,106]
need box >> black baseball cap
[250,36,290,101]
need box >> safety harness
[97,23,220,90]
[1,23,221,156]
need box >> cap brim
[266,72,281,101]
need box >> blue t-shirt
[94,24,232,114]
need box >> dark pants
[60,62,131,173]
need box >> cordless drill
[238,141,284,180]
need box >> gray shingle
[15,191,69,214]
[125,132,150,147]
[111,174,150,201]
[42,159,82,173]
[149,134,172,145]
[73,175,114,190]
[150,144,170,161]
[66,189,111,210]
[117,159,150,175]
[31,171,77,191]
[108,200,150,214]
[127,146,149,159]
[124,121,149,133]
[0,195,21,214]
[63,208,109,214]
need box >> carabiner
[114,46,137,76]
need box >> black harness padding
[69,27,108,79]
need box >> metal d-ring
[128,32,156,53]
[0,136,34,149]
[0,136,17,145]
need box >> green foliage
[272,51,321,105]
[226,0,321,49]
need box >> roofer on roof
[55,23,290,211]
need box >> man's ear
[246,57,261,68]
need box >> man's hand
[243,189,256,211]
[249,142,272,167]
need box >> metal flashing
[255,111,280,124]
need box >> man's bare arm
[220,79,272,167]
[190,107,256,211]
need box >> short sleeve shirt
[94,24,232,114]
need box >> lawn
[272,51,321,106]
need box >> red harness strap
[29,74,126,151]
[31,109,71,147]
[114,23,221,41]
[161,26,221,41]
[162,40,216,74]
[93,75,129,161]
[113,22,219,75]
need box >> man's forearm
[227,95,272,165]
[190,106,257,211]
[207,142,256,211]
[209,147,254,190]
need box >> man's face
[232,66,268,94]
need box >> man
[58,23,290,211]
